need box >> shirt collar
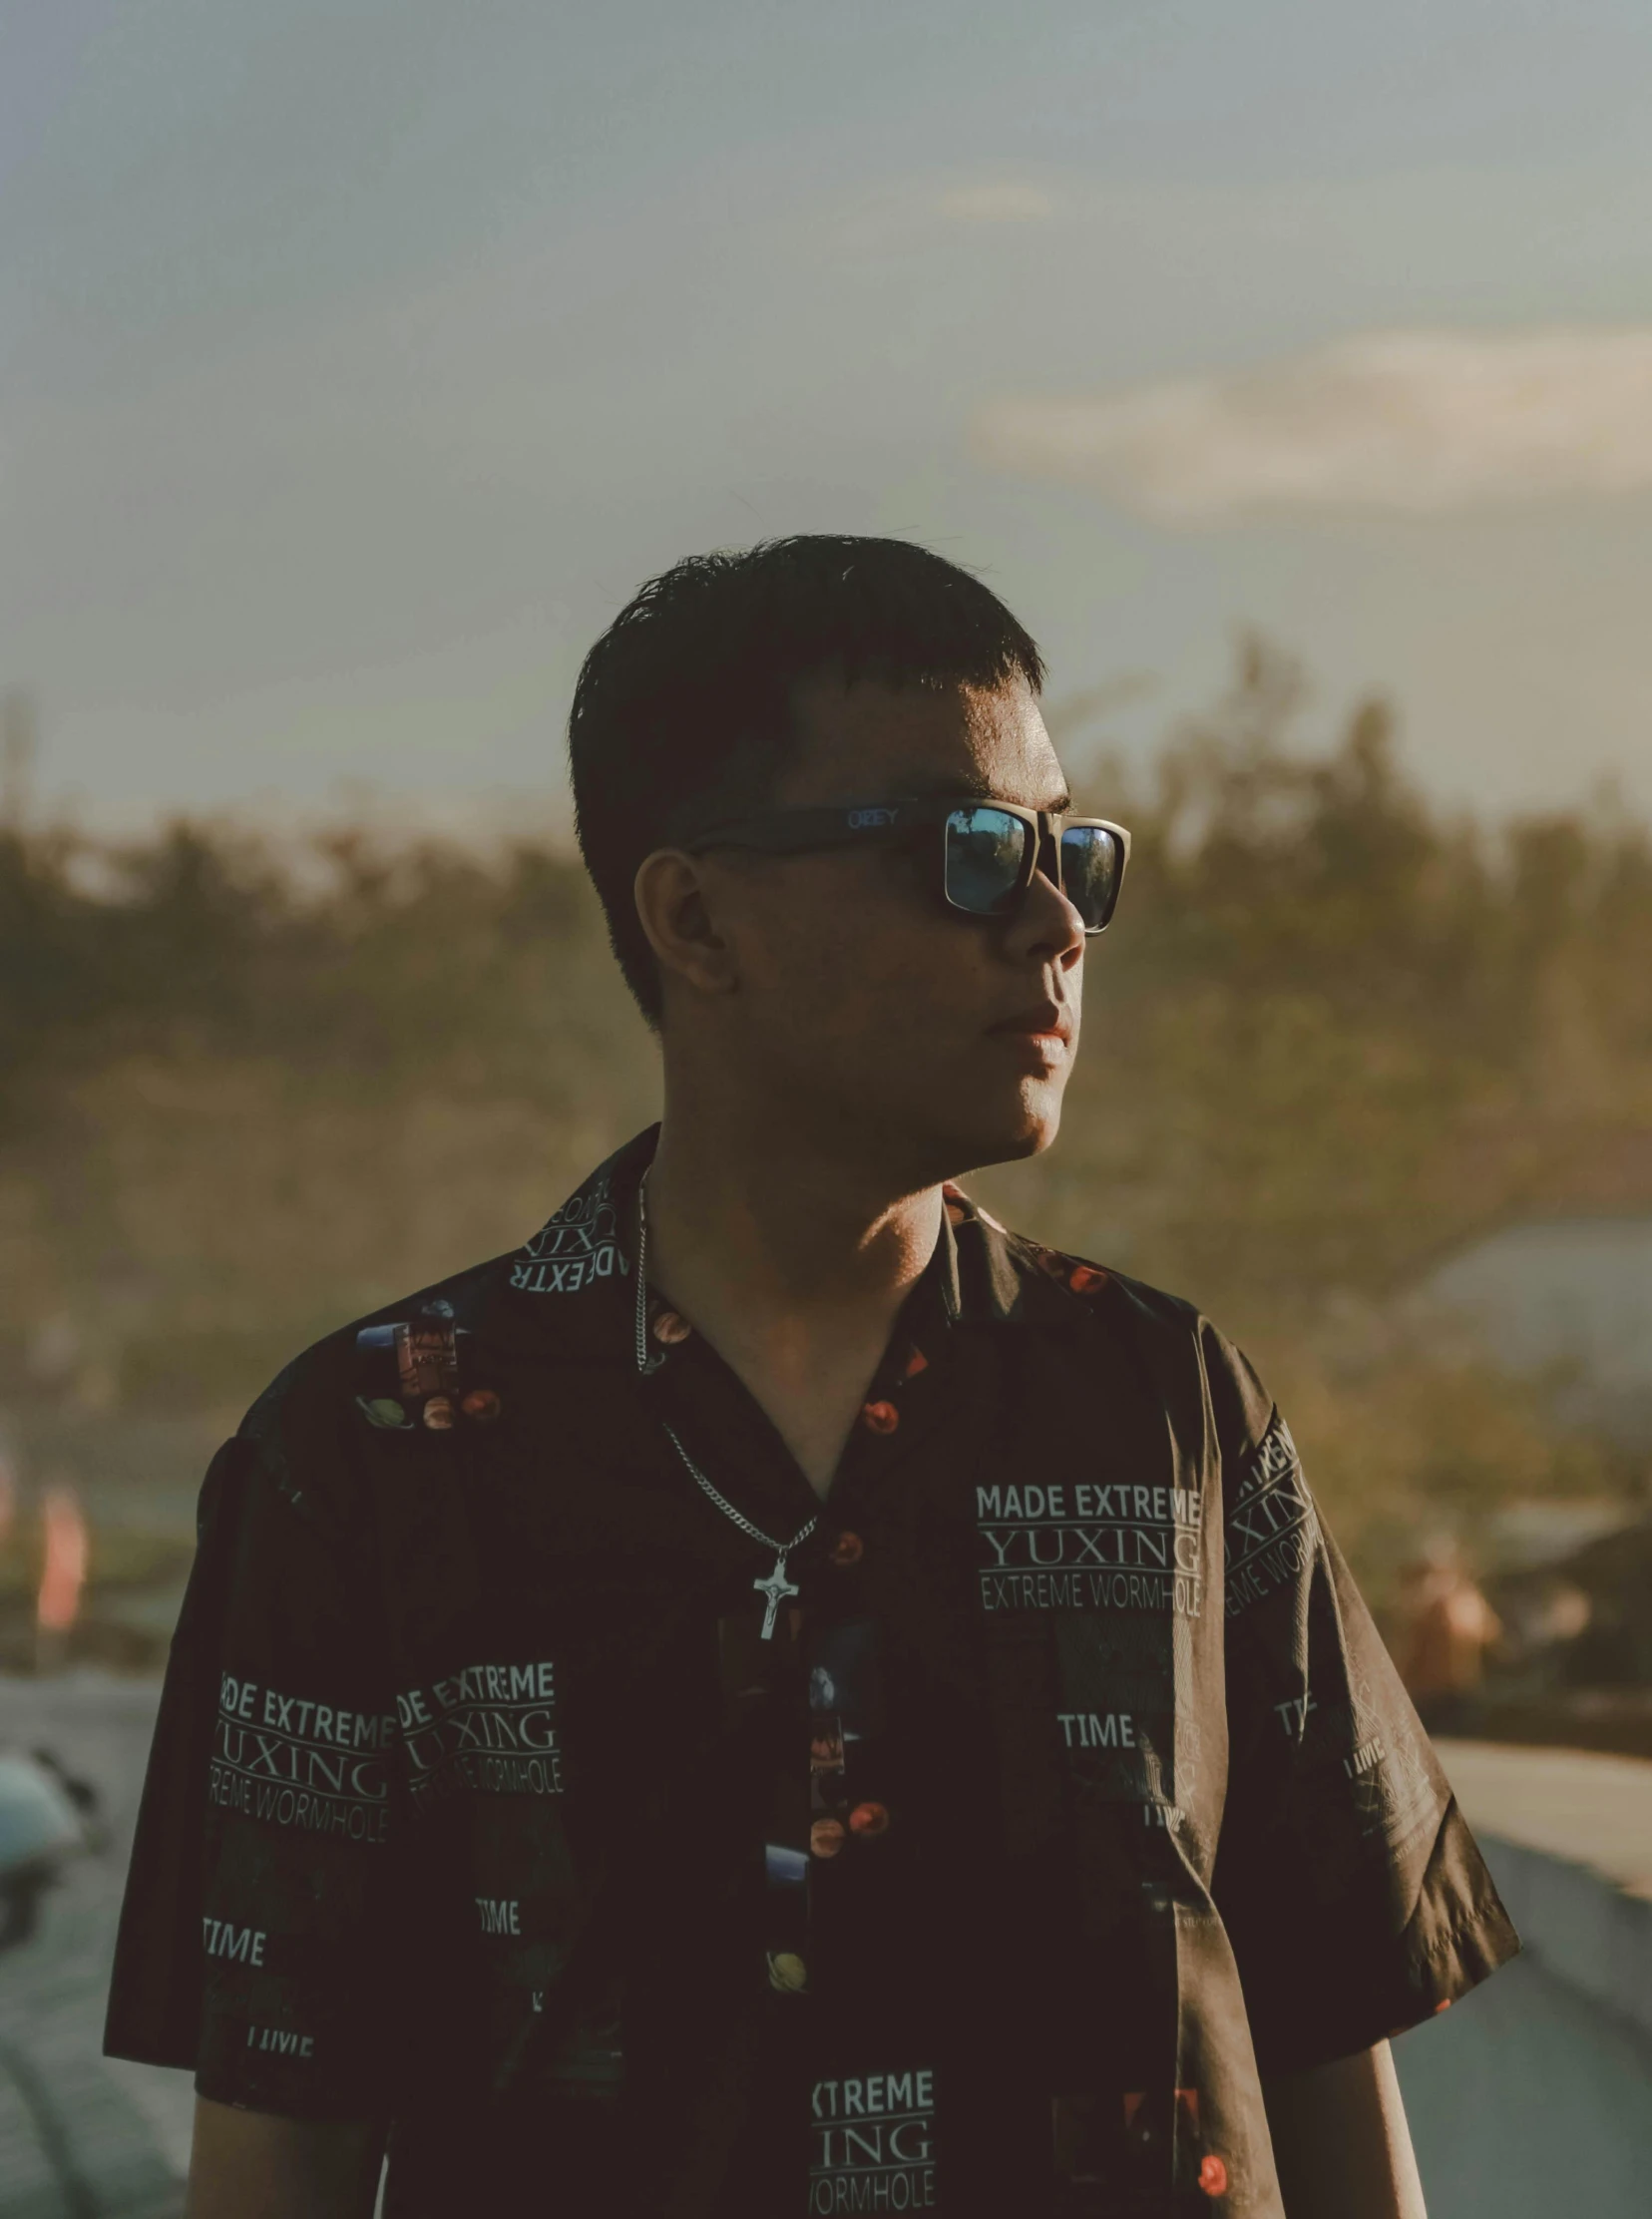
[491,1123,1060,1365]
[488,1123,659,1361]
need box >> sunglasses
[682,798,1130,935]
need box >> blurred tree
[0,644,1645,1596]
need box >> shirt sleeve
[1206,1330,1520,2075]
[104,1366,408,2119]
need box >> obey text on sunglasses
[682,799,1131,936]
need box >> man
[1396,1540,1503,1738]
[106,536,1516,2217]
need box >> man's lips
[989,1003,1072,1045]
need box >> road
[1396,1946,1652,2216]
[0,1676,185,2219]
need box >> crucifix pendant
[753,1553,798,1639]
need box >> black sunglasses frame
[680,798,1132,935]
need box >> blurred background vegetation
[2,639,1648,1642]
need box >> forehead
[775,671,1068,811]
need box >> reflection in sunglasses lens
[1059,827,1121,931]
[945,807,1028,915]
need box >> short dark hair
[567,534,1047,1022]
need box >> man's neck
[641,1098,944,1496]
[643,1115,942,1341]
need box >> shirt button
[829,1532,865,1568]
[861,1400,899,1435]
[848,1801,890,1838]
[767,1951,808,1995]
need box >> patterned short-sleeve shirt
[105,1124,1517,2216]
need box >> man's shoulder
[230,1128,653,1507]
[237,1249,520,1470]
[980,1211,1274,1453]
[979,1208,1202,1336]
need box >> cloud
[933,182,1056,223]
[971,328,1652,520]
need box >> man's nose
[1006,861,1086,968]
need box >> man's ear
[633,849,741,1000]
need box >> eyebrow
[899,772,1074,812]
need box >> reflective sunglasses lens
[944,807,1031,915]
[1059,826,1123,930]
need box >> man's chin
[799,1063,1065,1184]
[932,1079,1064,1173]
[985,1110,1061,1165]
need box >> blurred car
[0,1746,96,1953]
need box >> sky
[5,0,1652,835]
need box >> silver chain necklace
[634,1172,819,1638]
